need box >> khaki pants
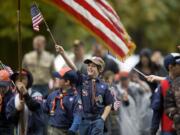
[48,126,68,135]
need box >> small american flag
[30,4,43,31]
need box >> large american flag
[48,0,135,59]
[30,4,43,31]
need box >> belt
[50,125,69,130]
[82,115,100,121]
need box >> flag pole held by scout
[17,0,26,135]
[30,3,57,46]
[17,0,22,82]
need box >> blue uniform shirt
[43,89,82,132]
[76,72,113,118]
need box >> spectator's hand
[16,82,27,95]
[67,130,76,135]
[55,45,65,55]
[145,75,164,83]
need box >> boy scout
[0,70,14,135]
[11,68,82,135]
[55,45,113,135]
[43,67,82,135]
[6,69,45,135]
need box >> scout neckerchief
[91,79,96,106]
[50,87,77,115]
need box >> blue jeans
[161,131,177,135]
[79,118,104,135]
[31,84,49,98]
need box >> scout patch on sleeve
[78,99,82,104]
[78,104,83,110]
[78,99,83,110]
[155,88,158,93]
[82,89,88,96]
[69,97,74,102]
[97,95,103,103]
[101,84,105,89]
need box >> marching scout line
[0,44,114,135]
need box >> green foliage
[112,0,180,52]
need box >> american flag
[48,0,135,60]
[30,4,43,31]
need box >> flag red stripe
[53,0,126,57]
[32,13,42,20]
[75,0,127,47]
[96,1,125,35]
[33,16,43,25]
[96,0,120,20]
[33,18,43,27]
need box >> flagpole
[35,3,57,46]
[17,1,25,135]
[132,67,147,78]
[17,0,22,80]
[107,53,147,78]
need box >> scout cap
[84,56,105,72]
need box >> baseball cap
[0,70,11,87]
[52,67,78,84]
[84,56,105,72]
[164,53,180,71]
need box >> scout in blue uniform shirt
[6,69,45,135]
[55,45,114,135]
[0,69,14,135]
[43,67,82,135]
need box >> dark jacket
[151,77,174,134]
[0,90,14,135]
[6,92,45,135]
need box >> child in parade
[43,67,82,135]
[0,69,14,135]
[55,45,114,135]
[6,69,45,135]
